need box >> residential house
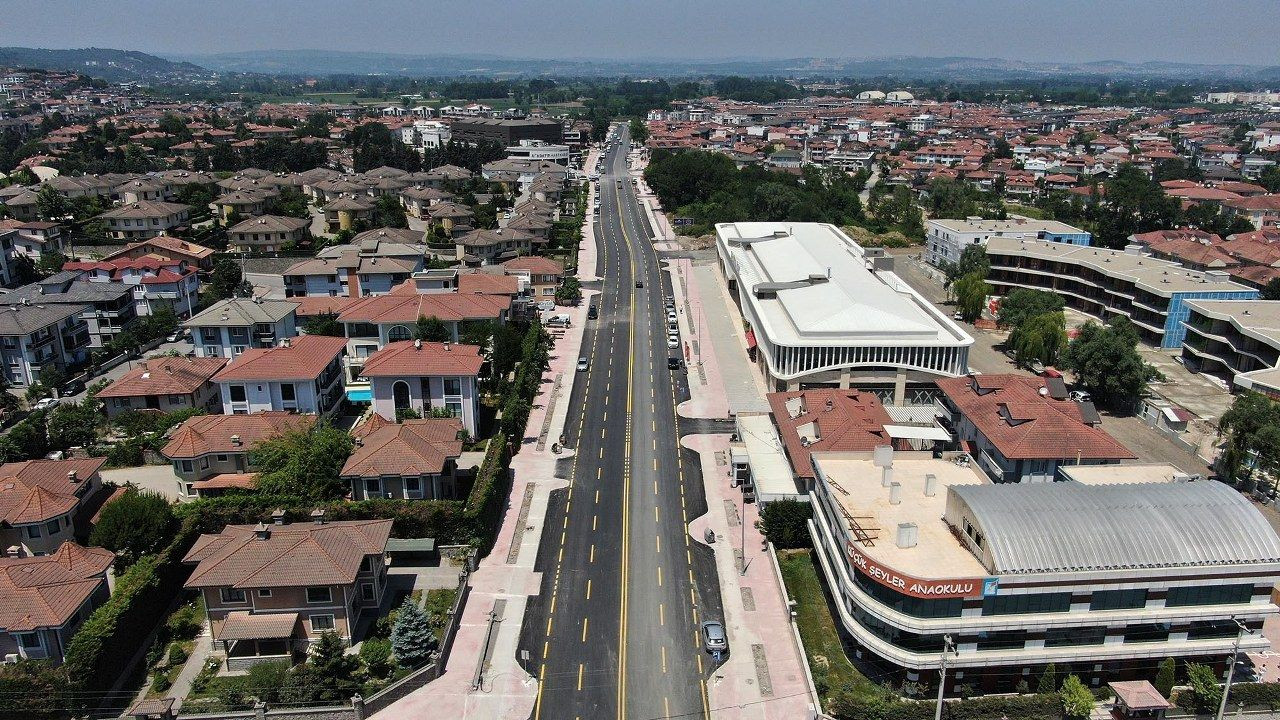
[283,231,426,298]
[0,543,115,663]
[322,196,374,233]
[502,256,564,301]
[454,228,534,266]
[0,220,64,259]
[0,301,90,387]
[186,298,299,359]
[359,339,483,435]
[63,257,201,318]
[182,515,391,668]
[95,356,227,418]
[343,415,465,500]
[162,412,315,500]
[101,235,215,273]
[227,215,310,254]
[935,374,1135,483]
[0,273,135,350]
[0,458,108,557]
[212,335,348,416]
[97,201,191,240]
[1225,195,1280,231]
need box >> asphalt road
[521,126,722,720]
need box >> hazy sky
[1,0,1276,65]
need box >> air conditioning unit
[3,654,18,664]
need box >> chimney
[311,508,327,525]
[281,337,291,348]
[67,470,79,484]
[881,465,893,488]
[5,545,21,558]
[231,434,242,447]
[444,341,451,351]
[354,436,363,447]
[414,338,422,349]
[271,508,286,525]
[896,522,918,549]
[889,481,902,505]
[924,473,938,497]
[253,522,270,540]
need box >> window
[229,385,247,402]
[364,477,381,496]
[257,589,272,598]
[280,383,296,402]
[1045,627,1106,647]
[25,525,41,539]
[388,325,411,341]
[216,454,228,462]
[361,583,375,602]
[179,459,193,473]
[851,566,963,618]
[981,592,1071,616]
[1188,621,1241,640]
[444,377,462,396]
[1090,589,1147,611]
[310,614,335,631]
[1123,623,1171,644]
[16,632,41,651]
[220,587,247,603]
[974,630,1026,651]
[392,381,411,412]
[45,518,60,535]
[1166,584,1254,607]
[306,587,332,604]
[405,476,423,499]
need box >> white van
[544,313,571,328]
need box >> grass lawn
[776,549,879,701]
[1004,203,1049,219]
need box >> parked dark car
[668,356,683,370]
[60,379,85,397]
[587,305,598,320]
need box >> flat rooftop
[717,222,972,348]
[987,236,1256,297]
[1058,463,1193,485]
[929,216,1086,236]
[811,450,989,580]
[1183,299,1280,347]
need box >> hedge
[464,437,512,556]
[62,516,202,704]
[829,691,1063,720]
[173,494,471,543]
[1225,682,1280,710]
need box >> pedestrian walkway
[375,188,600,720]
[690,263,771,414]
[685,433,816,719]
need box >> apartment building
[283,232,426,298]
[924,217,1092,268]
[0,302,90,387]
[97,200,191,240]
[212,335,348,416]
[186,298,299,359]
[985,237,1259,348]
[809,449,1280,693]
[450,117,563,146]
[1180,300,1280,395]
[64,257,200,319]
[501,256,564,300]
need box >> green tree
[251,425,355,500]
[88,490,177,568]
[1008,311,1067,368]
[302,312,345,337]
[414,315,451,342]
[997,288,1064,330]
[1219,391,1280,491]
[47,401,100,450]
[0,659,72,720]
[390,598,436,668]
[555,276,582,305]
[628,117,649,144]
[360,637,395,679]
[1059,674,1094,719]
[758,499,813,549]
[35,184,67,222]
[1037,662,1058,693]
[372,194,408,228]
[952,272,990,323]
[278,664,322,705]
[1260,164,1280,194]
[1154,657,1176,699]
[206,257,246,301]
[309,632,361,702]
[1062,317,1156,412]
[1185,662,1222,713]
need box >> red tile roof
[162,412,315,459]
[0,542,114,632]
[0,458,107,526]
[341,418,464,477]
[502,256,564,275]
[183,518,392,589]
[212,335,347,382]
[288,295,357,317]
[192,473,259,491]
[766,390,894,480]
[95,356,227,399]
[457,273,520,296]
[360,340,483,378]
[339,289,510,324]
[936,375,1134,461]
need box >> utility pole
[935,635,956,720]
[1216,617,1251,720]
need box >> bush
[152,672,173,693]
[360,638,394,679]
[167,643,188,667]
[0,659,73,720]
[1229,682,1280,710]
[244,661,289,704]
[89,489,178,568]
[165,601,204,642]
[759,499,813,548]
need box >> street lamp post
[1216,617,1251,720]
[934,635,957,720]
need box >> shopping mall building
[808,449,1280,692]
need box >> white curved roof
[954,480,1280,574]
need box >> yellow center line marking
[582,617,589,642]
[534,664,547,718]
[656,535,661,553]
[542,640,548,659]
[595,488,600,502]
[654,506,659,523]
[545,617,553,635]
[577,663,584,691]
[657,565,663,586]
[590,544,595,563]
[586,579,592,599]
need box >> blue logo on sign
[982,578,1000,597]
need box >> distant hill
[0,47,211,82]
[172,49,1280,82]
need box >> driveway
[101,464,181,501]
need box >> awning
[219,611,298,641]
[745,328,757,350]
[884,424,952,442]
